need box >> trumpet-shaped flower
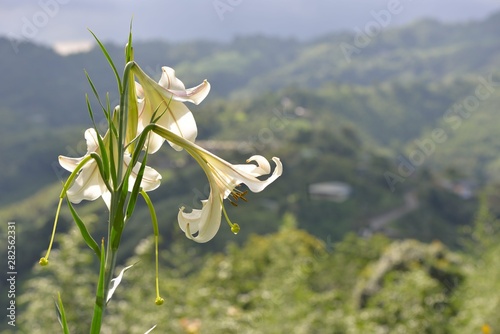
[133,65,210,153]
[179,152,282,243]
[155,127,282,242]
[59,128,162,207]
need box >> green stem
[90,238,107,334]
[89,191,124,333]
[89,235,120,333]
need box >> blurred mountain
[1,12,499,288]
[3,12,500,332]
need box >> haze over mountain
[3,9,500,333]
[1,0,499,54]
[0,10,499,248]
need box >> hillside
[1,12,500,331]
[2,11,498,273]
[1,14,500,206]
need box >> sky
[1,0,500,54]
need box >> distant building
[309,181,352,202]
[438,179,476,199]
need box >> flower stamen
[39,197,64,266]
[221,201,240,235]
[230,187,249,204]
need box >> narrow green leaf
[88,29,122,94]
[54,292,70,334]
[106,94,119,138]
[53,297,62,327]
[125,151,148,220]
[116,62,137,188]
[89,153,112,193]
[117,174,129,230]
[107,111,118,191]
[84,71,110,121]
[151,96,172,124]
[124,34,138,152]
[85,97,111,184]
[66,198,101,258]
[125,20,134,63]
[124,62,138,152]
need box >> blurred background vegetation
[1,12,500,333]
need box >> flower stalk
[40,27,281,333]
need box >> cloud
[0,0,499,47]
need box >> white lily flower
[174,138,282,243]
[59,128,162,208]
[133,65,210,153]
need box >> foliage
[2,12,500,332]
[18,223,492,333]
[19,226,98,333]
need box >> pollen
[229,188,249,205]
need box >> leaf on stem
[66,198,101,258]
[88,29,122,94]
[125,151,148,220]
[54,292,70,334]
[84,71,111,122]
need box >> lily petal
[152,125,282,243]
[58,128,99,172]
[58,155,85,173]
[159,67,211,105]
[133,64,210,153]
[178,179,223,243]
[84,128,99,152]
[59,128,162,207]
[123,155,162,192]
[156,101,197,151]
[228,157,283,193]
[65,161,107,204]
[158,66,186,91]
[180,148,282,242]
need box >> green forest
[1,12,500,333]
